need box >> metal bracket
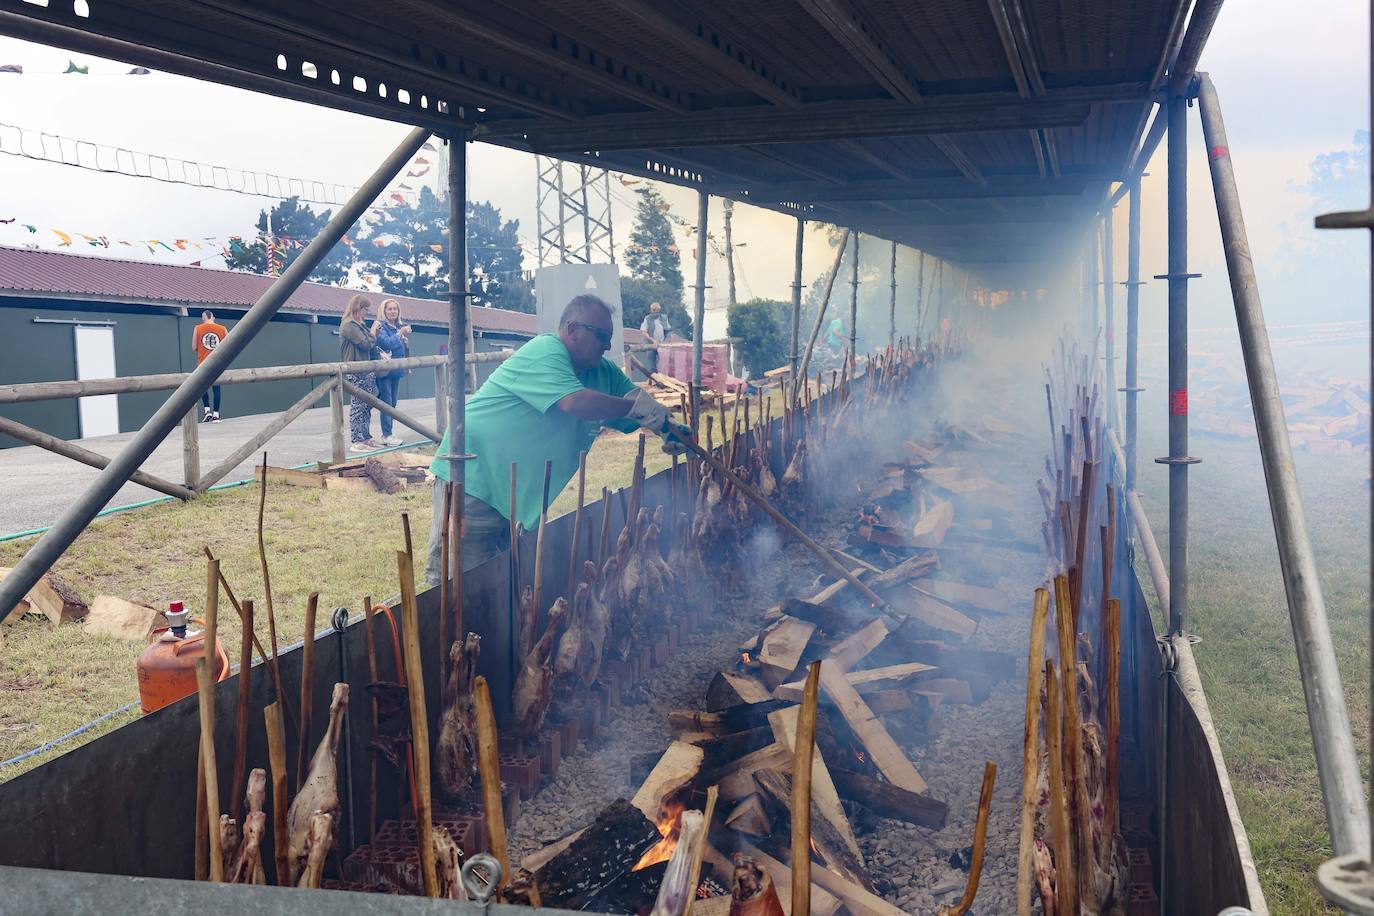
[1118,386,1145,393]
[1154,455,1202,465]
[461,853,503,906]
[1152,272,1203,280]
[1118,280,1149,287]
[434,452,477,461]
[1319,854,1374,913]
[1316,208,1374,230]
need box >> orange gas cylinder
[137,601,229,714]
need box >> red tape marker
[1209,145,1229,161]
[1170,388,1188,415]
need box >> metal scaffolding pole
[0,126,432,617]
[915,251,926,340]
[1088,228,1100,347]
[790,216,805,380]
[1103,207,1117,428]
[446,131,470,490]
[849,232,860,359]
[1198,74,1371,860]
[888,240,898,350]
[1124,176,1143,491]
[1159,91,1197,637]
[691,189,709,420]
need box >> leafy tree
[727,298,789,378]
[352,189,534,312]
[624,186,684,301]
[224,197,353,285]
[621,275,693,341]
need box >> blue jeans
[375,373,400,437]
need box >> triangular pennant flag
[63,60,89,74]
[429,244,444,253]
[189,260,202,267]
[0,65,22,74]
[52,230,73,246]
[127,67,150,75]
[413,156,430,165]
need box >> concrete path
[0,397,438,535]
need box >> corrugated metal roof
[0,246,651,342]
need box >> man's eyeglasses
[572,322,613,345]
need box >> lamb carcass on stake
[511,597,568,737]
[436,633,481,800]
[580,560,611,685]
[228,768,268,884]
[286,682,348,884]
[667,511,710,613]
[553,579,594,703]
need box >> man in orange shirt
[192,310,229,422]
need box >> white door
[74,325,119,438]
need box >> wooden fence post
[434,362,447,437]
[330,373,346,463]
[182,407,201,488]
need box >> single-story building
[0,245,649,447]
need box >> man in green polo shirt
[424,294,687,583]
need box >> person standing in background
[639,300,671,371]
[339,294,381,452]
[371,298,412,447]
[192,310,228,422]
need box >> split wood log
[734,841,842,916]
[707,672,774,711]
[866,552,940,591]
[724,795,772,836]
[714,742,792,801]
[27,573,87,626]
[255,465,325,488]
[83,595,159,640]
[765,597,865,634]
[916,679,974,706]
[829,764,947,828]
[1017,588,1051,916]
[633,741,704,821]
[753,767,875,894]
[911,499,954,547]
[756,617,816,688]
[1045,662,1076,916]
[533,798,662,911]
[363,456,405,494]
[521,827,587,873]
[863,689,918,716]
[828,619,889,670]
[0,568,31,624]
[668,701,789,738]
[767,707,862,863]
[888,589,976,641]
[911,578,1011,616]
[818,663,927,794]
[697,726,777,773]
[773,662,936,702]
[742,841,901,916]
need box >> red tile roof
[0,245,648,342]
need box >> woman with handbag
[370,297,412,447]
[339,294,381,451]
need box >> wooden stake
[439,481,452,681]
[1016,589,1050,916]
[1054,574,1091,909]
[532,458,553,624]
[475,676,510,896]
[402,511,414,564]
[363,596,379,846]
[295,591,319,793]
[195,741,208,881]
[263,701,290,886]
[202,546,286,717]
[231,597,254,825]
[568,450,587,599]
[1044,663,1075,916]
[397,548,439,897]
[256,453,285,715]
[791,660,822,916]
[941,762,997,916]
[196,656,224,883]
[597,486,613,565]
[1105,597,1121,838]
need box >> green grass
[0,426,694,779]
[1132,424,1369,915]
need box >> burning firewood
[286,682,348,884]
[512,597,567,737]
[647,809,704,916]
[436,633,481,800]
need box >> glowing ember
[633,801,685,871]
[741,651,752,664]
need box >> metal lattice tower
[535,157,615,266]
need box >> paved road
[0,397,439,535]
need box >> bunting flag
[52,229,72,246]
[414,156,431,165]
[127,67,151,75]
[0,65,21,74]
[429,244,444,253]
[63,60,89,74]
[422,141,437,151]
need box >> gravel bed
[508,423,1048,916]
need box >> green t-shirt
[430,333,637,529]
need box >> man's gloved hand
[660,420,693,456]
[623,388,669,432]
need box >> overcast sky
[0,0,1368,341]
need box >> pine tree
[224,197,354,285]
[624,186,684,300]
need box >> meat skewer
[397,546,440,897]
[1017,588,1051,916]
[263,701,290,885]
[475,676,512,898]
[568,450,588,600]
[937,762,997,916]
[286,683,348,885]
[531,459,553,634]
[296,591,319,792]
[231,597,254,825]
[197,557,224,883]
